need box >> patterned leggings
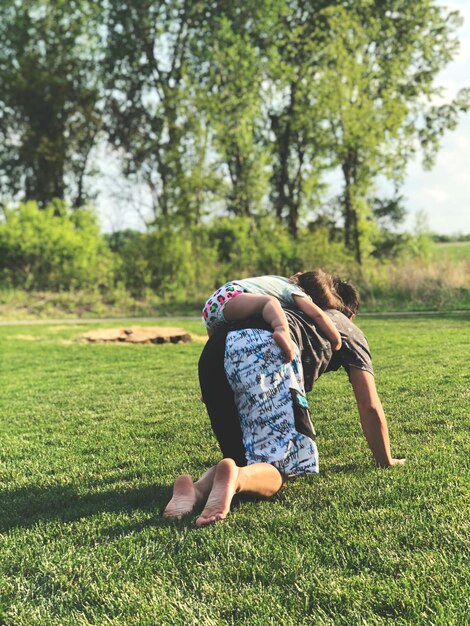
[202,281,246,330]
[224,328,319,477]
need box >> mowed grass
[0,315,468,625]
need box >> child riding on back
[202,271,344,361]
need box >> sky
[95,0,470,236]
[398,0,470,235]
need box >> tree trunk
[352,208,362,265]
[341,152,362,264]
[342,163,353,250]
[270,82,304,237]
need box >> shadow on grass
[0,480,277,535]
[0,481,175,533]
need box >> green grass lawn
[1,315,469,625]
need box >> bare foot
[272,329,295,362]
[195,459,239,527]
[163,474,197,519]
[389,458,406,467]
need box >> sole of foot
[195,459,238,528]
[163,474,196,519]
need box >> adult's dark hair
[333,278,360,318]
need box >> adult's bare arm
[349,367,405,468]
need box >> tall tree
[0,0,104,208]
[189,6,270,217]
[104,0,214,226]
[190,0,334,236]
[317,0,469,263]
[265,0,335,238]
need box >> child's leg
[224,293,295,361]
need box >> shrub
[106,229,150,297]
[0,201,114,290]
[296,226,355,276]
[144,224,219,300]
[207,216,298,281]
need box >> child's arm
[224,293,295,361]
[293,295,342,351]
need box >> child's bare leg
[224,294,295,361]
[163,466,217,519]
[195,459,285,527]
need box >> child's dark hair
[293,270,344,310]
[332,277,360,318]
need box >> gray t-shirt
[236,275,309,307]
[324,309,374,377]
[285,308,374,392]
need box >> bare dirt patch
[81,327,192,344]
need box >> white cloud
[401,113,470,234]
[423,188,450,205]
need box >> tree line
[0,0,468,266]
[0,201,436,299]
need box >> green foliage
[144,223,219,299]
[105,217,299,299]
[0,0,104,207]
[106,229,152,296]
[0,205,468,314]
[108,222,219,299]
[313,1,466,263]
[296,226,354,275]
[0,0,467,251]
[0,202,114,290]
[194,14,270,217]
[104,0,210,225]
[207,216,297,279]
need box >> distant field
[1,314,468,625]
[433,240,470,262]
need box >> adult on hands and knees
[163,273,405,526]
